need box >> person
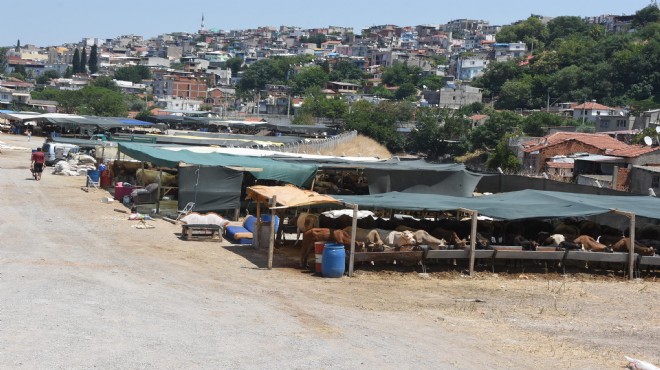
[26,129,32,141]
[31,147,45,181]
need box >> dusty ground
[1,133,659,369]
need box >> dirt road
[1,134,658,369]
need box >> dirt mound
[303,135,392,159]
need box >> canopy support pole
[348,203,358,277]
[611,209,635,280]
[254,201,261,250]
[156,168,163,214]
[267,196,277,270]
[459,208,478,277]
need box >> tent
[118,142,318,188]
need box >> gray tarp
[178,165,244,212]
[337,189,660,220]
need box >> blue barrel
[87,169,100,186]
[322,243,346,278]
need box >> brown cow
[611,238,655,256]
[573,235,610,252]
[294,212,320,246]
[430,227,467,248]
[342,227,384,250]
[300,228,357,269]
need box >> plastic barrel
[87,169,100,186]
[322,243,346,278]
[314,241,326,273]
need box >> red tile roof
[608,145,660,158]
[470,114,489,121]
[572,102,613,111]
[523,132,628,153]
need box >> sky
[2,0,654,47]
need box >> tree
[114,65,151,84]
[470,110,522,150]
[547,16,589,44]
[345,100,406,152]
[290,65,328,95]
[633,4,660,29]
[495,77,533,110]
[472,60,521,96]
[328,60,364,82]
[381,62,422,86]
[80,48,87,73]
[36,70,60,85]
[72,48,81,74]
[409,108,471,159]
[486,140,521,172]
[90,76,119,92]
[496,16,549,50]
[394,82,417,100]
[0,47,8,74]
[88,44,98,74]
[522,112,570,136]
[225,56,243,75]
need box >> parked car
[41,142,80,165]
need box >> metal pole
[267,196,277,270]
[254,201,261,250]
[348,203,358,277]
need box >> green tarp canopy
[337,189,660,220]
[118,142,317,187]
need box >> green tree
[486,140,521,172]
[88,44,99,74]
[80,48,88,73]
[290,65,329,95]
[371,85,394,99]
[345,100,406,152]
[382,62,422,86]
[470,110,522,150]
[90,75,120,92]
[495,77,533,110]
[394,82,417,100]
[497,16,549,50]
[300,33,326,48]
[72,48,81,74]
[328,60,364,82]
[409,107,470,159]
[521,112,570,136]
[633,4,660,29]
[77,86,128,116]
[114,65,151,83]
[36,70,60,85]
[472,60,521,96]
[0,47,8,74]
[547,16,589,44]
[225,56,243,75]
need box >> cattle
[375,229,417,248]
[411,230,446,250]
[573,235,611,252]
[430,227,467,248]
[611,238,655,256]
[577,220,601,239]
[136,168,177,187]
[342,227,384,251]
[300,228,356,268]
[294,212,319,246]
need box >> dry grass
[299,135,392,159]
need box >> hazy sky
[2,0,652,47]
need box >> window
[599,120,609,128]
[652,176,660,189]
[617,120,627,128]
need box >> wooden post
[629,213,636,280]
[458,208,478,277]
[267,196,277,270]
[469,210,478,277]
[254,201,261,249]
[348,203,358,277]
[611,209,635,280]
[156,168,163,214]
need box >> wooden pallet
[181,224,223,242]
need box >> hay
[307,135,392,159]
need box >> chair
[132,183,160,205]
[176,202,195,221]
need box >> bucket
[87,169,100,186]
[322,243,346,278]
[100,170,111,187]
[314,241,326,273]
